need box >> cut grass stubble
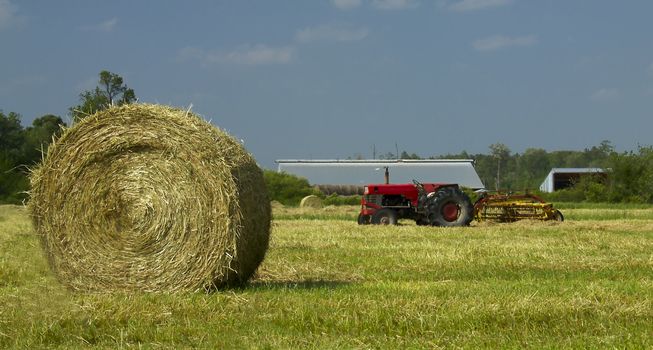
[1,204,652,348]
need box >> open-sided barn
[539,168,607,192]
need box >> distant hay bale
[270,200,285,209]
[29,104,271,292]
[300,195,322,209]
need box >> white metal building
[275,159,485,189]
[539,168,607,193]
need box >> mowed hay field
[1,204,652,348]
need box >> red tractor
[358,180,474,227]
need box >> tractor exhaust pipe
[384,167,389,184]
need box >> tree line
[0,71,136,203]
[436,141,614,191]
[2,70,652,204]
[372,140,653,203]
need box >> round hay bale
[29,104,271,292]
[270,200,285,209]
[299,195,322,209]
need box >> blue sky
[1,0,652,168]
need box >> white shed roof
[276,159,485,189]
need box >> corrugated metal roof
[276,159,485,189]
[276,159,475,164]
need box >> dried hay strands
[29,104,271,292]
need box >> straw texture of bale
[299,195,322,209]
[29,104,271,292]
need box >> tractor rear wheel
[371,208,398,225]
[428,187,474,227]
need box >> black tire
[371,208,398,225]
[357,214,371,225]
[427,187,474,227]
[554,210,564,222]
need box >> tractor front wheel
[371,209,398,225]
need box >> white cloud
[295,24,369,44]
[372,0,419,10]
[332,0,362,10]
[81,17,118,32]
[449,0,512,12]
[98,18,117,32]
[472,35,536,51]
[591,88,620,101]
[0,0,21,30]
[179,45,294,66]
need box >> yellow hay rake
[474,192,564,222]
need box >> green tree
[0,153,29,204]
[400,150,420,159]
[21,114,66,165]
[0,111,24,161]
[583,140,614,167]
[69,70,136,122]
[518,148,550,189]
[0,111,66,203]
[606,147,653,203]
[378,152,396,160]
[263,170,319,206]
[0,111,28,203]
[436,150,471,160]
